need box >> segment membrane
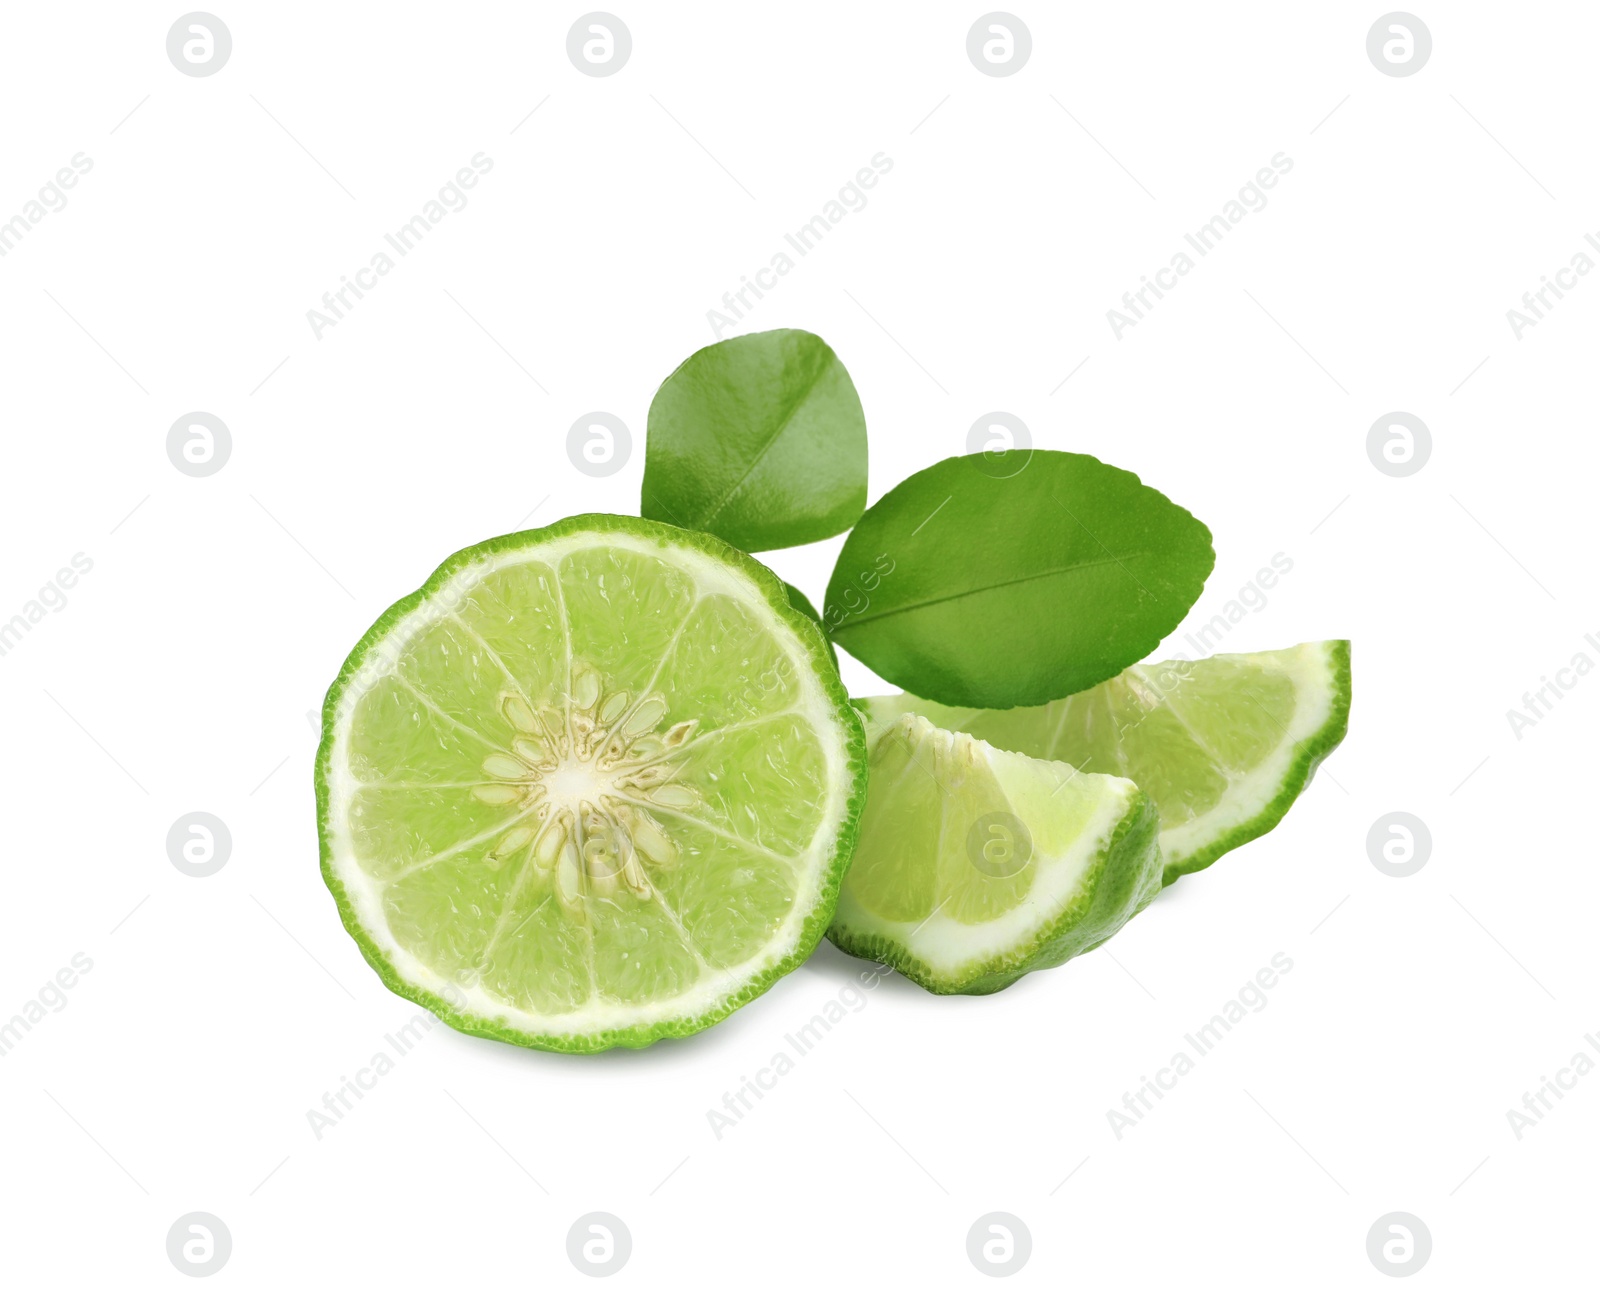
[648,820,802,968]
[655,594,801,732]
[451,561,567,710]
[348,675,495,786]
[1105,684,1228,823]
[382,841,522,982]
[396,617,517,742]
[588,889,705,1003]
[933,750,1035,926]
[1152,662,1295,772]
[477,887,591,1016]
[842,728,943,923]
[559,546,697,700]
[667,713,827,856]
[349,785,520,880]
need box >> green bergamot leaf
[825,450,1214,707]
[641,329,867,552]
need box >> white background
[1,2,1593,1284]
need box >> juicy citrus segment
[827,715,1162,995]
[394,616,521,742]
[478,892,590,1016]
[861,640,1350,884]
[844,730,941,923]
[347,675,494,786]
[317,516,865,1052]
[452,561,567,709]
[347,784,512,877]
[558,545,697,699]
[653,593,803,727]
[646,818,802,966]
[382,842,523,979]
[668,715,829,854]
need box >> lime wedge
[317,515,866,1052]
[827,715,1161,994]
[861,640,1350,885]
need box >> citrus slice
[826,715,1161,995]
[861,640,1350,885]
[316,515,866,1052]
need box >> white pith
[830,718,1143,977]
[324,528,852,1042]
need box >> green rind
[783,581,839,671]
[1159,639,1352,885]
[826,787,1162,995]
[315,513,868,1054]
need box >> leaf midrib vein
[833,552,1154,633]
[691,358,834,528]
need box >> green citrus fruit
[317,515,866,1052]
[862,641,1350,885]
[827,714,1161,994]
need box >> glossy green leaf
[825,451,1214,707]
[641,329,867,552]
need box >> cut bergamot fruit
[860,640,1350,886]
[826,716,1162,995]
[316,515,866,1052]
